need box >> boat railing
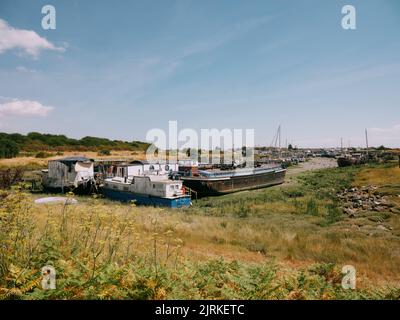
[183,187,197,201]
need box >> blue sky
[0,0,399,147]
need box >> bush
[0,168,24,188]
[35,151,54,158]
[305,198,319,216]
[325,204,342,224]
[0,132,150,153]
[98,149,111,156]
[0,138,19,159]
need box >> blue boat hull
[102,187,191,208]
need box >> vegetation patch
[0,132,150,157]
[1,163,400,299]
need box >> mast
[278,125,281,149]
[365,129,369,160]
[270,125,282,158]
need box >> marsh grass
[0,163,400,299]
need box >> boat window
[153,184,155,188]
[175,185,179,189]
[165,165,169,171]
[149,165,155,171]
[169,185,174,191]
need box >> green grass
[186,165,360,226]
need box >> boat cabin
[104,175,185,199]
[42,157,94,192]
[115,160,179,178]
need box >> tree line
[0,132,150,159]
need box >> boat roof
[52,156,93,164]
[129,160,150,165]
[119,161,178,167]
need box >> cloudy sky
[0,0,399,147]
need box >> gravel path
[286,157,337,177]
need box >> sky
[0,0,399,148]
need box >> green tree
[0,138,20,158]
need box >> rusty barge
[180,164,286,197]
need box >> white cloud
[16,65,37,73]
[0,99,53,117]
[0,19,65,58]
[370,124,400,134]
[367,124,400,147]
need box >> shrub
[0,168,24,189]
[35,151,54,158]
[0,138,19,159]
[98,149,111,156]
[305,198,319,216]
[325,204,342,225]
[283,187,305,198]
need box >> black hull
[43,182,96,195]
[182,169,286,197]
[337,157,365,167]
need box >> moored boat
[102,174,191,208]
[337,153,366,167]
[181,164,286,197]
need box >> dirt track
[286,157,337,177]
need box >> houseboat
[180,164,286,197]
[102,174,191,208]
[42,157,96,194]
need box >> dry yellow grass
[353,166,400,187]
[0,150,147,169]
[25,191,400,288]
[3,160,400,290]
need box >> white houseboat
[102,173,191,208]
